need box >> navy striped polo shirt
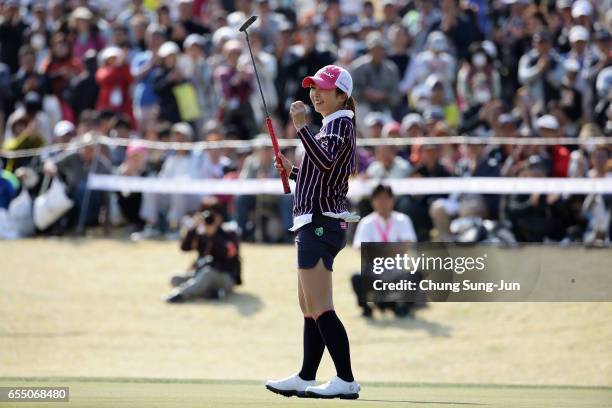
[288,109,357,231]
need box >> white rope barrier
[2,135,611,159]
[88,175,612,196]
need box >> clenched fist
[290,101,307,130]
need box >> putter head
[239,15,258,32]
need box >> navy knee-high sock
[298,317,325,381]
[316,310,354,382]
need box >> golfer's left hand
[275,152,293,175]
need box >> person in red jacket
[535,114,570,177]
[41,32,82,122]
[95,46,134,127]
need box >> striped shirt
[289,109,358,231]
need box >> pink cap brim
[302,76,336,90]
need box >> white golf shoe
[265,373,315,397]
[305,375,360,399]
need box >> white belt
[289,211,361,232]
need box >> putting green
[0,378,610,408]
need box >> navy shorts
[295,212,348,271]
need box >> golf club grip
[266,117,291,194]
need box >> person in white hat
[400,113,424,137]
[400,30,456,102]
[181,34,218,127]
[518,30,564,106]
[69,6,105,60]
[536,114,560,133]
[157,41,180,59]
[561,59,586,124]
[53,120,76,143]
[152,42,185,123]
[569,25,590,45]
[350,31,402,129]
[130,24,167,130]
[215,39,258,138]
[363,111,388,138]
[535,114,573,177]
[568,25,591,63]
[571,0,593,27]
[95,46,133,123]
[457,42,502,112]
[98,46,124,66]
[170,122,194,140]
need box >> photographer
[165,200,241,303]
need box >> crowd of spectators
[0,0,611,245]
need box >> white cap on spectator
[53,120,75,138]
[427,31,448,52]
[381,121,401,138]
[557,0,573,9]
[158,41,180,58]
[253,133,272,148]
[184,34,205,49]
[401,113,423,133]
[146,23,166,39]
[212,27,237,49]
[223,39,242,54]
[569,25,589,43]
[366,31,386,50]
[564,58,580,72]
[425,74,444,90]
[363,112,388,127]
[536,115,560,130]
[72,6,93,20]
[99,46,123,62]
[596,66,612,98]
[171,122,194,139]
[227,11,247,30]
[571,0,592,18]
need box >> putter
[239,15,291,194]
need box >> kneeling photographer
[165,200,241,303]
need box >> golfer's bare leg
[298,275,310,316]
[298,259,333,319]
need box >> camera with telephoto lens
[201,210,216,225]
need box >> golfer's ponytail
[344,95,358,176]
[345,96,356,128]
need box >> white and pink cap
[302,65,353,97]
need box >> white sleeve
[399,216,417,243]
[518,53,541,85]
[352,219,367,248]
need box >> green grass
[0,377,610,408]
[1,238,611,407]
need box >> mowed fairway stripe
[0,378,610,408]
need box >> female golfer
[265,65,361,399]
